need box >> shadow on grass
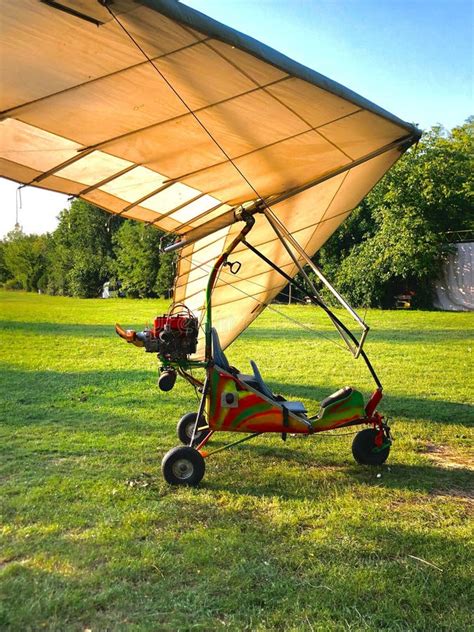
[241,326,472,344]
[1,364,472,431]
[2,386,472,630]
[0,320,134,338]
[1,463,472,632]
[2,515,471,632]
[203,441,474,500]
[0,366,195,439]
[0,363,471,493]
[2,320,471,344]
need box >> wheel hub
[172,458,194,480]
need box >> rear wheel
[352,428,391,465]
[177,412,210,446]
[161,446,205,486]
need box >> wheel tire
[352,428,391,465]
[161,446,205,486]
[177,412,210,446]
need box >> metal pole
[189,373,210,447]
[263,207,369,357]
[263,209,354,351]
[264,209,323,301]
[203,211,256,362]
[204,432,262,457]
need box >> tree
[317,119,474,307]
[2,228,50,291]
[113,221,163,298]
[154,252,176,298]
[0,240,11,285]
[48,199,118,297]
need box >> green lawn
[1,291,473,631]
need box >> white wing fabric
[0,0,420,356]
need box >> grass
[0,291,473,631]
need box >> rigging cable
[103,3,270,208]
[178,250,348,352]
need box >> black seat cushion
[281,401,307,414]
[320,386,353,408]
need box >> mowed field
[0,291,473,631]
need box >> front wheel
[177,412,210,446]
[161,446,205,486]
[352,428,391,465]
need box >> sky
[1,0,472,237]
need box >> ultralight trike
[116,209,392,486]
[3,0,420,489]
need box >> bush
[3,278,23,290]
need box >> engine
[115,310,199,361]
[145,313,199,359]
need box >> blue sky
[185,0,472,130]
[1,0,472,236]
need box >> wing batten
[140,0,419,135]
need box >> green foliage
[1,200,177,300]
[47,199,118,298]
[154,251,176,298]
[112,221,163,298]
[0,241,9,285]
[1,228,50,292]
[318,120,474,307]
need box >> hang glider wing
[0,0,421,357]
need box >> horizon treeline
[0,201,176,299]
[1,121,472,307]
